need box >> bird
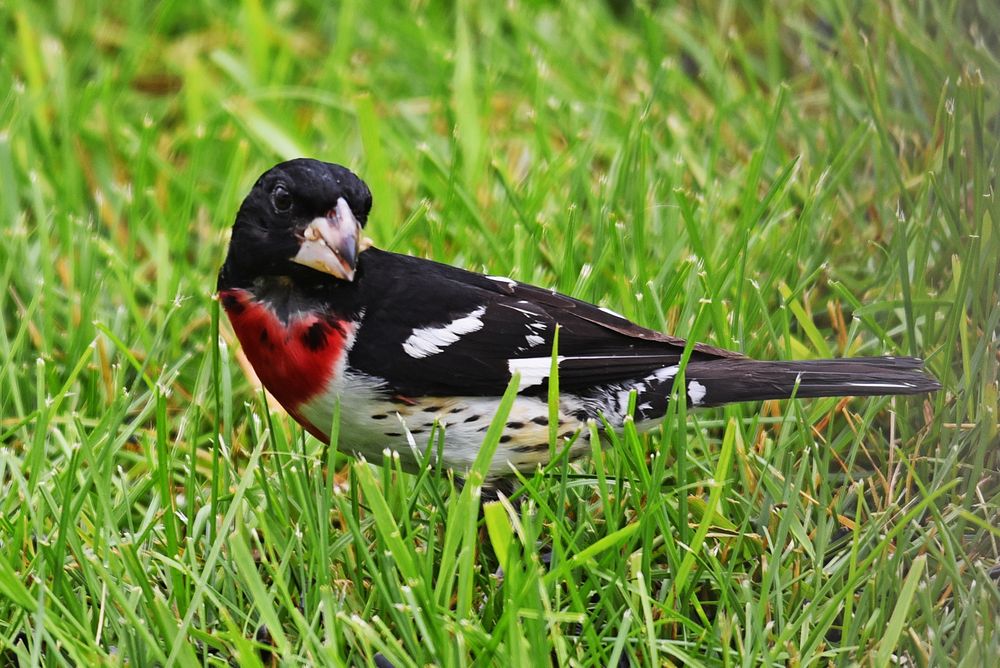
[217,158,940,483]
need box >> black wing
[344,249,743,398]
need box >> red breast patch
[220,288,351,421]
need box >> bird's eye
[271,185,293,213]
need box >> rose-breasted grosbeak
[218,159,940,481]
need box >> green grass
[1,0,998,664]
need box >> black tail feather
[684,357,940,407]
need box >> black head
[219,159,373,288]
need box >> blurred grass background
[1,0,997,664]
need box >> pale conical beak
[291,197,363,281]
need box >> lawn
[1,0,998,665]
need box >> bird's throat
[220,287,352,434]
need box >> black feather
[682,357,940,406]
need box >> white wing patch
[508,356,564,390]
[402,306,487,359]
[844,381,916,389]
[510,354,657,391]
[646,365,680,383]
[525,321,547,347]
[502,301,539,318]
[487,275,517,287]
[687,380,707,405]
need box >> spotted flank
[298,380,590,477]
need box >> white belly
[297,371,597,478]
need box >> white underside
[297,370,637,477]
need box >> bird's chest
[220,288,353,416]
